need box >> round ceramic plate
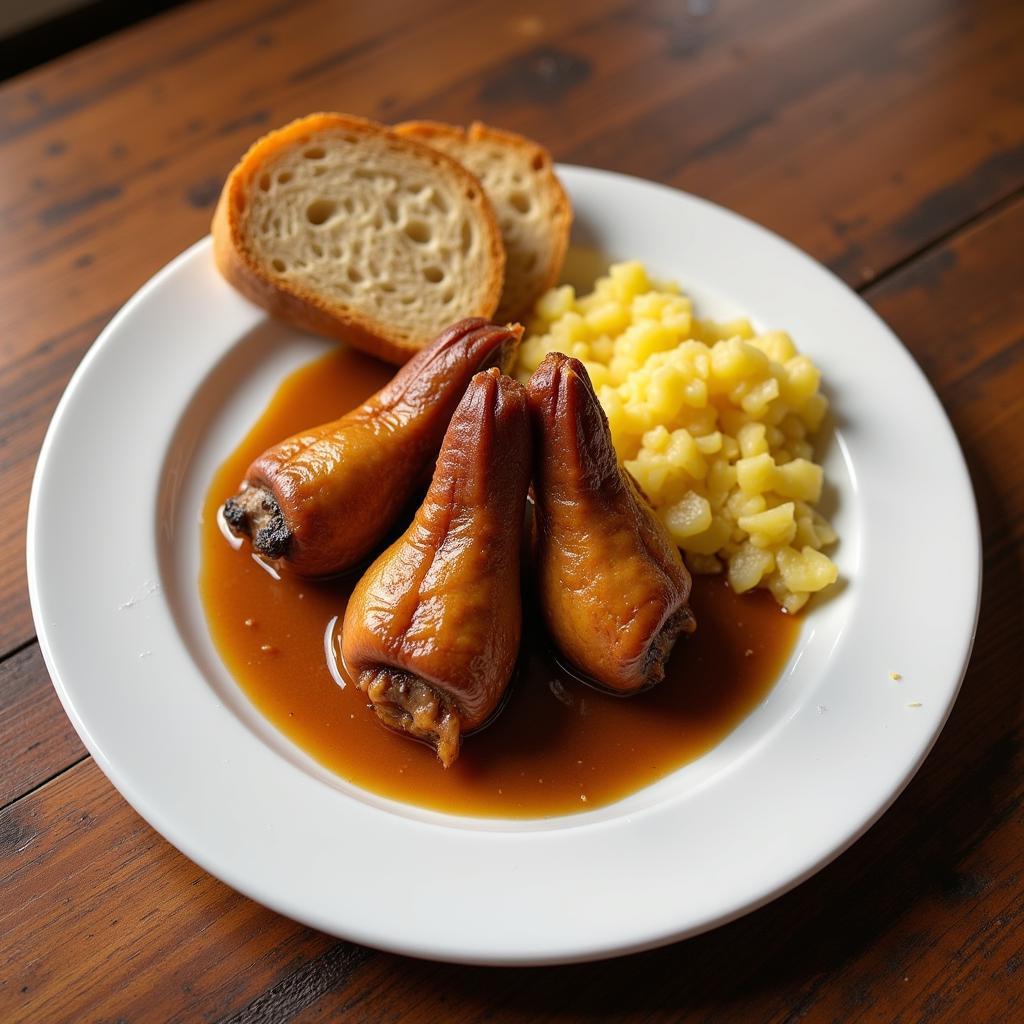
[27,166,980,965]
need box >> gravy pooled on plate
[200,345,799,817]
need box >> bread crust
[394,119,572,322]
[212,112,506,365]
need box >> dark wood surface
[1,0,1021,1020]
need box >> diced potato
[666,429,707,479]
[740,376,780,417]
[750,330,797,362]
[761,572,806,613]
[583,361,611,389]
[710,339,769,387]
[776,546,838,592]
[589,334,615,362]
[682,377,708,408]
[619,322,677,363]
[736,453,776,494]
[679,515,731,555]
[727,491,767,521]
[661,491,713,541]
[680,405,716,437]
[698,317,755,343]
[686,552,723,575]
[800,392,829,431]
[739,502,797,548]
[707,460,737,502]
[552,318,590,354]
[728,543,776,593]
[783,355,821,405]
[694,431,723,454]
[609,261,651,302]
[536,284,575,322]
[642,424,671,453]
[631,292,670,320]
[662,309,693,336]
[517,335,548,376]
[584,303,630,336]
[813,510,838,546]
[737,421,768,458]
[608,354,636,385]
[780,414,807,441]
[646,365,687,421]
[773,458,823,502]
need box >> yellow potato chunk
[687,552,723,575]
[680,515,732,556]
[728,543,776,594]
[661,491,713,541]
[740,376,780,417]
[738,421,768,458]
[736,453,776,495]
[536,284,575,322]
[710,339,769,388]
[773,459,824,502]
[695,430,723,454]
[750,330,797,362]
[739,502,797,548]
[783,356,821,405]
[776,546,839,593]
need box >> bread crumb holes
[306,199,336,225]
[404,220,431,243]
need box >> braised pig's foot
[229,318,521,577]
[527,352,696,693]
[342,368,532,765]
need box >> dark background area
[0,0,184,81]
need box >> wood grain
[0,643,86,807]
[0,0,1022,1020]
[0,759,350,1023]
[1,0,1022,655]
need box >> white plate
[27,166,980,965]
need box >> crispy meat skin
[224,318,520,577]
[527,352,696,693]
[341,368,531,766]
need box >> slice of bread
[212,113,505,364]
[395,121,572,324]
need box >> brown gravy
[199,346,799,817]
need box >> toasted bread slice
[212,113,505,364]
[394,121,571,323]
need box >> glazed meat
[527,352,695,693]
[223,318,520,577]
[341,368,531,766]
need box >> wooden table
[1,0,1021,1019]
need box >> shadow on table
[381,449,1022,1017]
